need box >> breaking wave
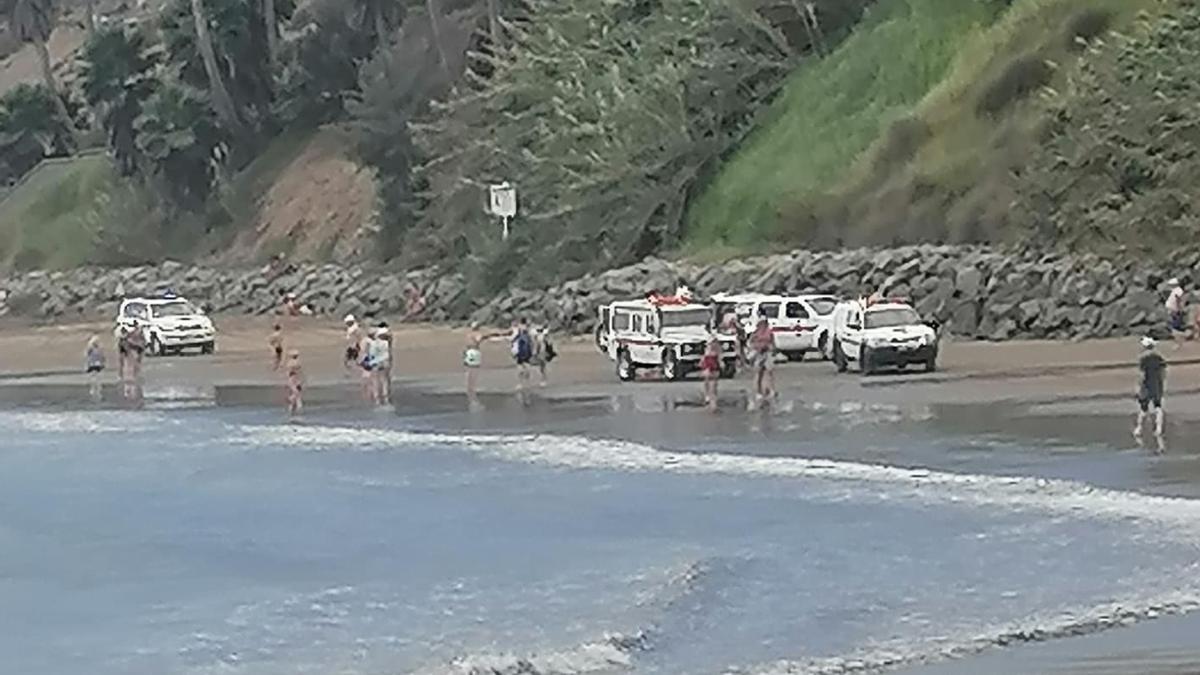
[741,584,1200,675]
[229,424,1200,533]
[410,632,649,675]
[0,409,162,433]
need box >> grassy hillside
[687,0,1162,251]
[686,0,1008,249]
[0,153,156,269]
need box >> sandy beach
[4,316,1200,675]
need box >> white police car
[829,298,938,375]
[116,295,216,356]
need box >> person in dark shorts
[511,318,534,392]
[1134,336,1167,445]
[268,324,284,371]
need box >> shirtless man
[749,318,777,403]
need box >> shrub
[976,53,1053,116]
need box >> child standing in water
[85,335,106,401]
[268,324,284,371]
[285,349,305,418]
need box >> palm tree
[189,0,247,140]
[426,0,448,76]
[262,0,277,67]
[9,0,75,139]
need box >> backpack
[544,339,557,363]
[514,330,533,361]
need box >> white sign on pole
[488,182,517,240]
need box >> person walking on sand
[511,318,535,393]
[701,329,722,412]
[1165,279,1187,349]
[268,324,284,371]
[749,318,777,404]
[85,335,106,401]
[1134,336,1167,447]
[285,349,305,418]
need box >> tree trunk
[84,0,96,33]
[426,0,449,76]
[486,0,500,48]
[32,37,79,148]
[262,0,277,68]
[190,0,247,139]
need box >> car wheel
[833,340,848,373]
[150,334,163,357]
[860,347,875,376]
[201,341,215,355]
[663,351,682,381]
[925,354,937,373]
[594,325,606,353]
[784,351,805,363]
[616,350,636,382]
[818,333,831,361]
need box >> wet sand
[4,316,1200,674]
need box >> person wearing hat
[1135,336,1167,446]
[343,314,364,372]
[1165,278,1187,349]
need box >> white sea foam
[0,409,161,434]
[229,424,1200,533]
[411,632,646,675]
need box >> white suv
[598,297,738,381]
[829,299,938,375]
[711,293,839,361]
[117,296,217,356]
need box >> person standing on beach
[1165,279,1187,349]
[344,315,364,372]
[701,329,721,412]
[463,322,507,406]
[285,349,305,418]
[511,318,535,393]
[1134,336,1167,447]
[123,326,146,405]
[376,322,393,405]
[85,335,106,401]
[364,326,391,406]
[268,324,284,371]
[749,318,777,404]
[531,326,555,387]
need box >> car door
[629,312,657,364]
[610,309,632,360]
[782,300,818,350]
[841,307,864,361]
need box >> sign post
[487,182,517,240]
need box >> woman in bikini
[268,324,284,371]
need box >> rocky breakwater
[471,245,1185,341]
[0,262,467,323]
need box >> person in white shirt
[1165,278,1187,349]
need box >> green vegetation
[688,0,1006,249]
[0,153,155,269]
[688,0,1162,252]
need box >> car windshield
[807,298,837,315]
[660,308,711,328]
[152,301,199,318]
[865,307,922,329]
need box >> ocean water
[2,405,1200,675]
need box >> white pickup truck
[829,298,938,375]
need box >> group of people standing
[80,324,148,404]
[463,317,555,405]
[703,315,777,412]
[342,315,393,407]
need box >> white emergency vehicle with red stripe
[596,294,738,382]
